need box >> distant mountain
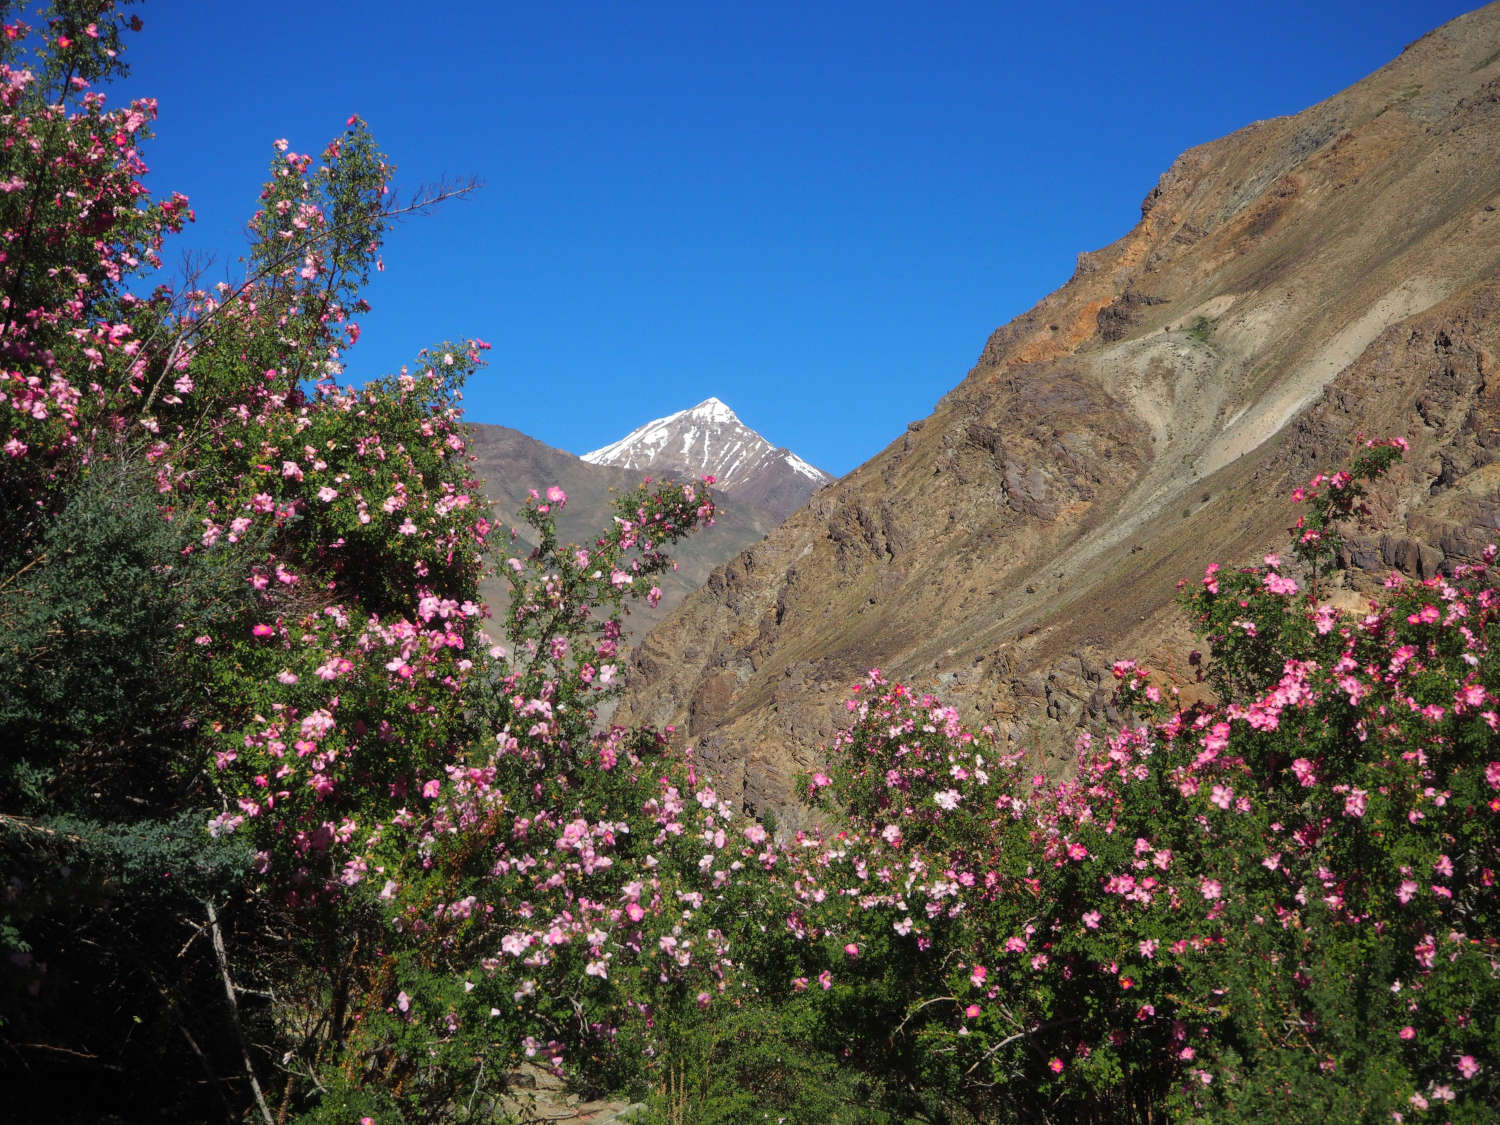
[615,3,1500,825]
[582,397,831,520]
[464,422,779,648]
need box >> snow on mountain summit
[581,398,831,520]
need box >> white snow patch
[783,451,830,482]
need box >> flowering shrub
[0,6,745,1118]
[289,480,733,1115]
[2,6,1495,1123]
[782,440,1497,1122]
[1,4,501,1117]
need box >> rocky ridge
[615,3,1500,825]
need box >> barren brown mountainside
[616,3,1500,824]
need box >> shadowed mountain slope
[615,4,1500,823]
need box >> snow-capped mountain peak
[690,396,737,424]
[580,398,831,520]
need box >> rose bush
[2,5,1494,1122]
[781,441,1497,1123]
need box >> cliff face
[615,4,1500,823]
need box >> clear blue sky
[115,0,1479,478]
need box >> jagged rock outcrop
[615,4,1500,824]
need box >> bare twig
[139,178,480,416]
[205,899,276,1125]
[466,1058,486,1117]
[176,914,213,959]
[14,1041,99,1060]
[0,812,84,843]
[0,552,45,595]
[146,966,235,1122]
[891,994,957,1040]
[964,1017,1081,1077]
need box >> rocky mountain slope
[582,397,831,520]
[465,423,779,645]
[616,3,1500,824]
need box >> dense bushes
[0,3,497,1116]
[776,440,1498,1123]
[2,5,1495,1122]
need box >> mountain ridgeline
[615,3,1500,824]
[582,396,832,521]
[467,399,829,644]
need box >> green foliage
[771,440,1498,1123]
[0,0,139,92]
[0,805,259,1123]
[3,7,1494,1124]
[1287,439,1405,592]
[240,115,390,390]
[639,999,902,1125]
[0,7,491,1118]
[0,461,252,817]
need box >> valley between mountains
[14,4,1500,1118]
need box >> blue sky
[116,0,1478,478]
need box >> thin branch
[465,1058,486,1117]
[891,994,958,1040]
[176,914,214,959]
[0,552,46,595]
[140,176,479,415]
[13,1041,99,1060]
[205,899,276,1125]
[964,1017,1081,1077]
[0,812,84,843]
[146,967,235,1122]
